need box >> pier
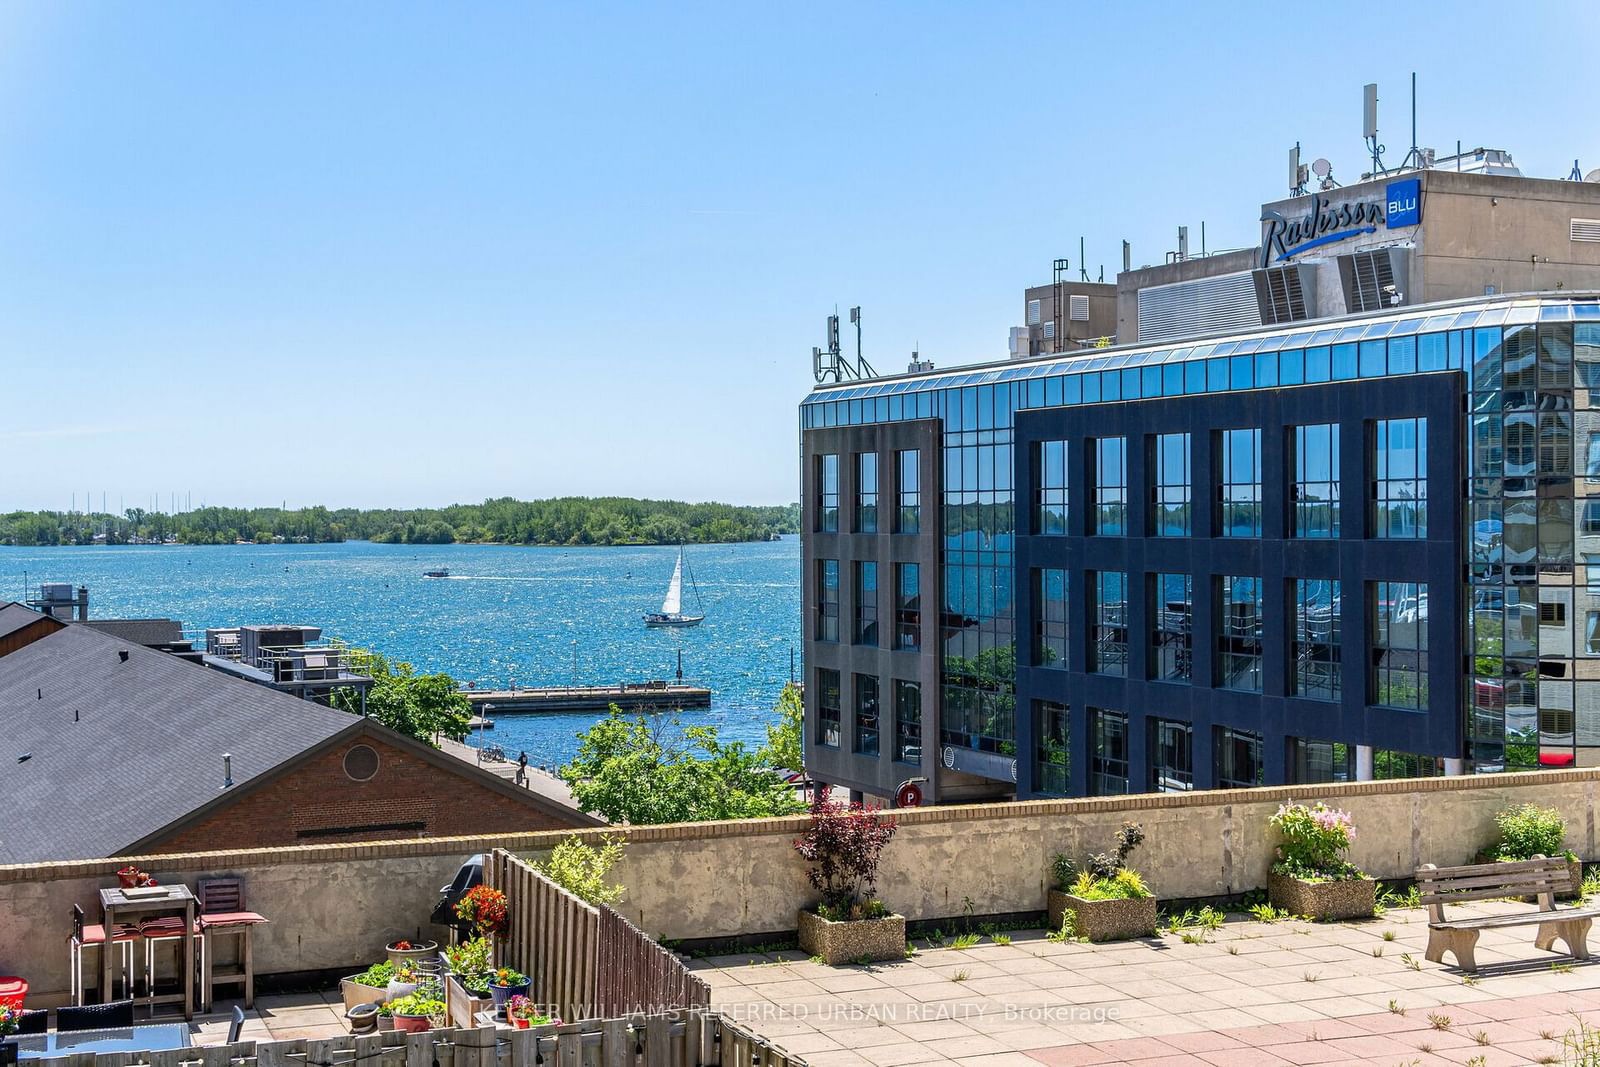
[462,680,711,713]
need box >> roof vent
[118,650,130,663]
[222,753,234,789]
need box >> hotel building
[800,162,1600,804]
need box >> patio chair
[69,904,137,1006]
[196,878,269,1009]
[56,999,134,1032]
[15,1009,48,1034]
[226,1004,246,1044]
[136,913,203,1007]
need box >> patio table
[99,885,196,1020]
[13,1022,191,1059]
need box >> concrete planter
[1268,872,1375,921]
[1046,889,1157,942]
[796,909,905,965]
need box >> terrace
[5,770,1600,1066]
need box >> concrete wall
[4,771,1599,1004]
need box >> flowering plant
[444,935,491,975]
[489,967,528,987]
[454,885,509,938]
[0,1004,21,1036]
[116,864,156,888]
[391,939,412,951]
[1269,801,1362,882]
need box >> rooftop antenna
[1290,143,1308,196]
[1569,159,1584,181]
[848,307,874,377]
[1312,156,1338,190]
[1122,240,1131,273]
[1363,82,1394,177]
[1177,225,1189,262]
[1078,236,1089,282]
[1393,72,1425,171]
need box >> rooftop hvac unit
[1338,248,1411,313]
[1252,265,1316,325]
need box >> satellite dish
[1586,169,1600,183]
[1311,158,1332,178]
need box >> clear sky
[3,1,1597,512]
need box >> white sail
[660,551,684,615]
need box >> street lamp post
[479,703,494,765]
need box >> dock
[461,681,711,713]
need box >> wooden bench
[1417,855,1599,972]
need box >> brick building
[0,615,599,862]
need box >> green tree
[331,649,472,745]
[762,683,804,773]
[532,835,626,906]
[559,704,804,825]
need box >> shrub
[1269,801,1361,881]
[535,834,626,906]
[1087,823,1145,881]
[1494,803,1573,861]
[350,960,396,988]
[1071,869,1151,901]
[1050,853,1078,892]
[793,796,897,918]
[444,936,491,976]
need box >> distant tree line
[0,497,799,547]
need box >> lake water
[0,538,801,769]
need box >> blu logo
[1386,178,1421,228]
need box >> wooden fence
[487,848,709,1021]
[27,1015,804,1067]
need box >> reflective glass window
[1293,578,1342,702]
[1033,567,1068,668]
[852,673,879,756]
[1035,440,1067,534]
[1088,708,1129,795]
[816,668,841,746]
[817,454,839,532]
[1292,424,1340,538]
[1092,437,1127,535]
[1150,432,1191,536]
[895,563,921,651]
[856,452,878,533]
[1218,428,1263,536]
[1218,576,1264,692]
[1034,700,1068,795]
[1372,418,1428,538]
[897,450,920,533]
[894,680,921,764]
[853,561,878,646]
[1372,581,1429,710]
[1150,573,1192,682]
[1090,571,1128,676]
[1150,719,1193,792]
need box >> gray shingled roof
[81,618,186,647]
[0,603,56,641]
[0,624,361,863]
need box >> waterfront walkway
[698,898,1600,1066]
[436,734,588,814]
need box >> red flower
[454,885,509,937]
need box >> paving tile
[1251,1041,1347,1065]
[1320,1032,1422,1059]
[1084,1037,1180,1061]
[1021,1048,1115,1067]
[1193,1047,1292,1066]
[951,1053,1044,1067]
[856,1042,950,1066]
[1160,1030,1245,1053]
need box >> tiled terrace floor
[696,900,1600,1067]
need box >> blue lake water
[0,538,800,769]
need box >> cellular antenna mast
[812,307,875,383]
[1364,82,1387,176]
[1392,72,1425,171]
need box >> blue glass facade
[801,295,1600,797]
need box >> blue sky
[2,1,1597,511]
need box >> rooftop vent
[1572,218,1600,243]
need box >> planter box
[796,909,905,966]
[1268,872,1375,921]
[445,974,493,1029]
[339,977,389,1013]
[1046,889,1157,942]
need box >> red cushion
[200,911,268,928]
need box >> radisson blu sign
[1260,177,1421,266]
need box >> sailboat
[643,544,705,627]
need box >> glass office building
[800,293,1600,801]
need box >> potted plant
[1047,823,1157,942]
[505,995,558,1030]
[340,960,394,1012]
[441,937,494,1026]
[386,961,423,1002]
[454,886,509,940]
[1267,801,1374,920]
[792,797,903,965]
[1,1003,21,1067]
[1485,803,1581,898]
[385,938,440,966]
[485,967,531,1011]
[388,985,445,1033]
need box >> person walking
[516,750,529,787]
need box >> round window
[344,744,380,782]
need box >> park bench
[1417,855,1599,972]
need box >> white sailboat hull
[643,612,705,628]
